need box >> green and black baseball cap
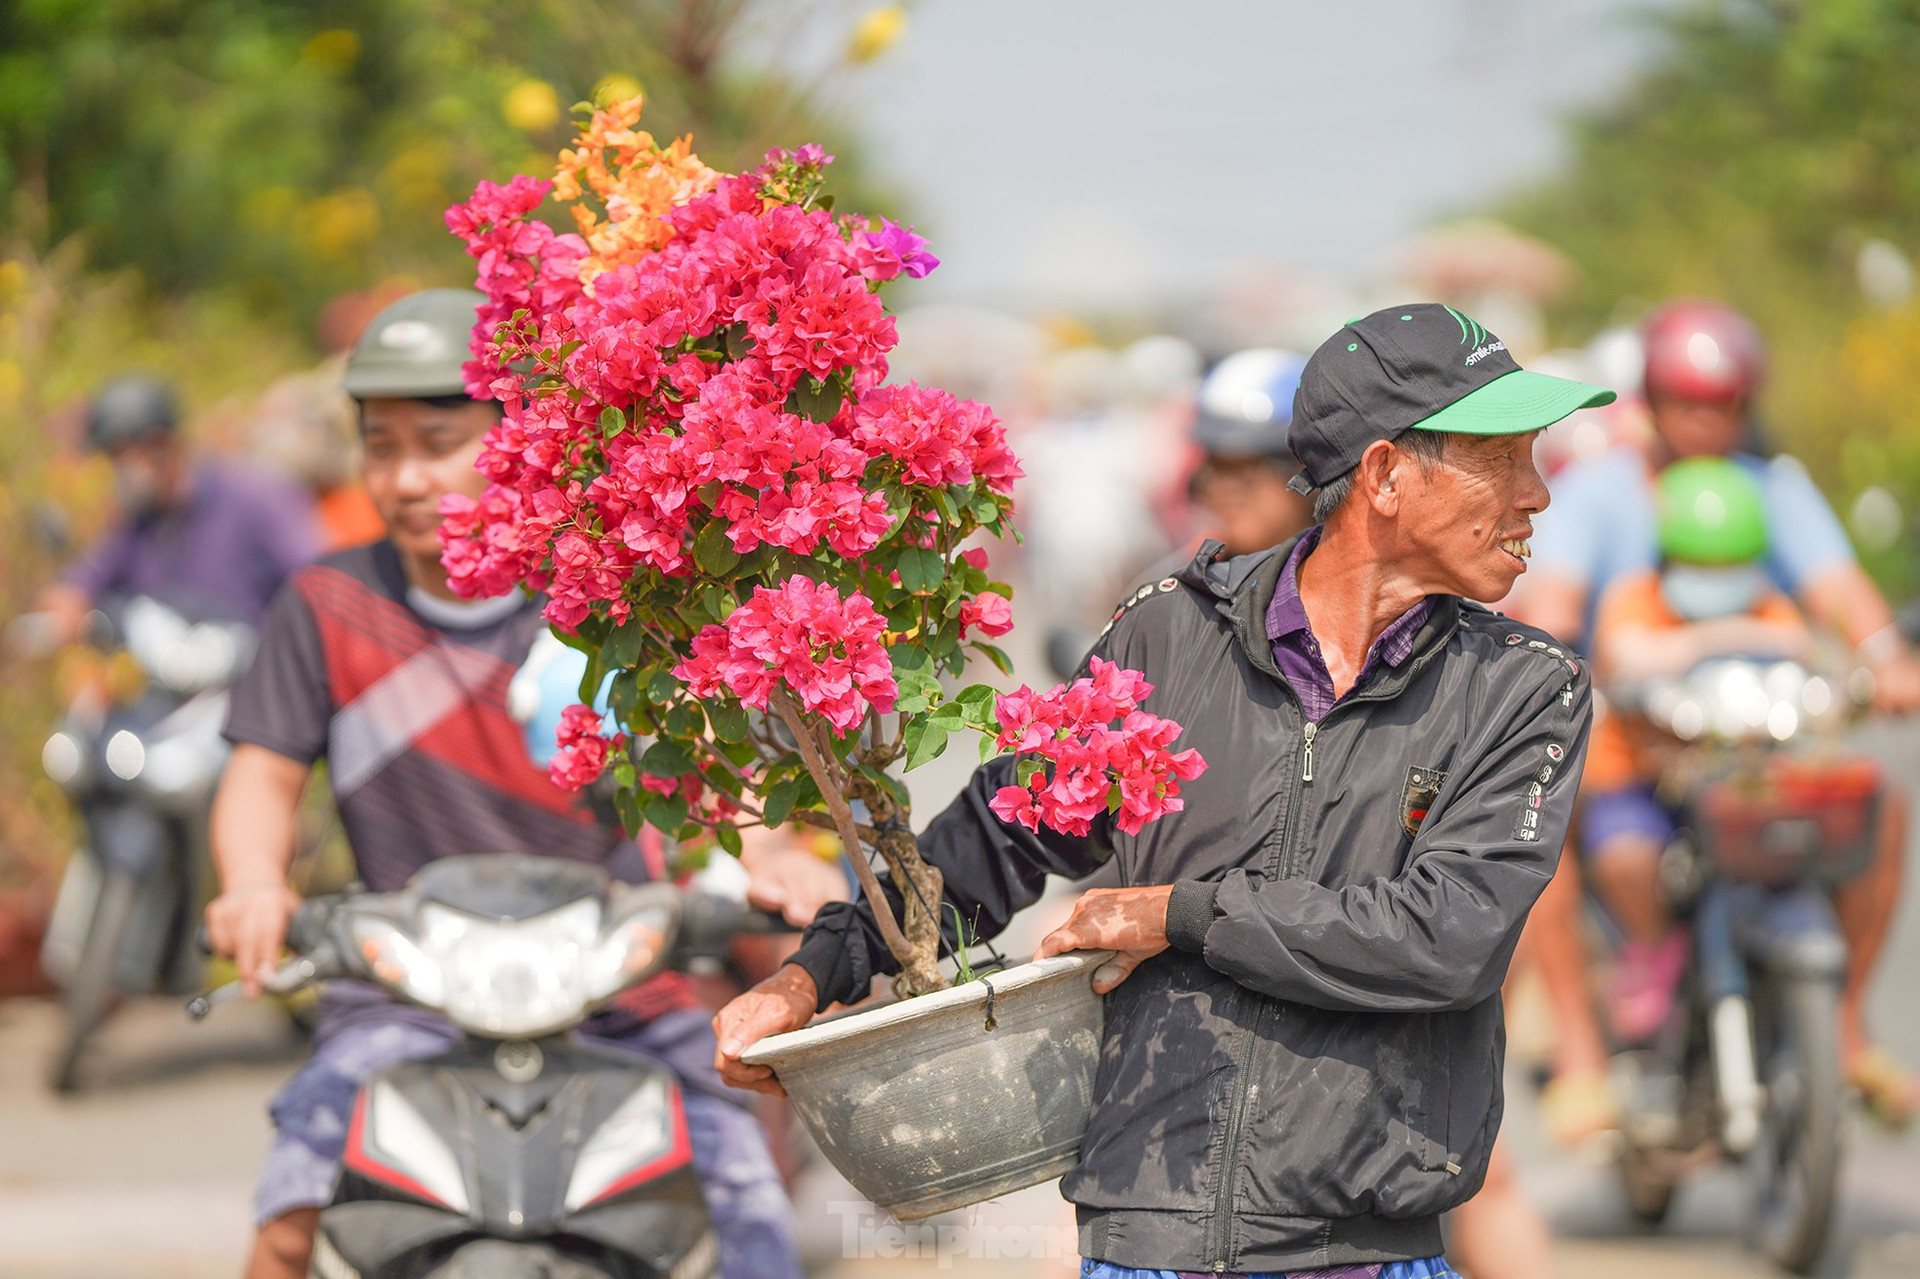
[1285,302,1616,494]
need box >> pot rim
[739,948,1112,1065]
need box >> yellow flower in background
[849,5,907,63]
[553,96,720,285]
[594,74,644,108]
[301,188,380,261]
[302,29,359,72]
[503,79,562,133]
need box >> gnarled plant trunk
[770,689,946,996]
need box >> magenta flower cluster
[988,658,1207,836]
[439,125,1201,841]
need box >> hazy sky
[828,0,1669,308]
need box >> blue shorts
[1580,785,1675,858]
[257,989,796,1279]
[1080,1257,1458,1279]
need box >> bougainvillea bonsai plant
[441,97,1204,998]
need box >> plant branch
[770,686,916,970]
[788,808,879,844]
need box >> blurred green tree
[0,0,893,321]
[1508,0,1920,586]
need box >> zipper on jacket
[1206,645,1452,1266]
[1210,697,1312,1270]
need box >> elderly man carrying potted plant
[719,303,1609,1279]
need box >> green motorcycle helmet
[1656,456,1769,566]
[342,288,486,400]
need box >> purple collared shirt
[1265,527,1436,721]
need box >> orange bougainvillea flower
[553,94,721,286]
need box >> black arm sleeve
[783,754,1113,1011]
[223,580,332,765]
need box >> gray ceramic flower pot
[739,950,1111,1220]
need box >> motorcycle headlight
[417,897,603,1037]
[564,1074,689,1211]
[347,915,448,1010]
[42,732,85,789]
[583,902,676,1003]
[103,729,146,781]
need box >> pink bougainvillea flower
[674,577,897,734]
[854,218,940,281]
[959,591,1014,639]
[436,104,1204,850]
[549,703,625,792]
[986,657,1206,837]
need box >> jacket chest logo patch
[1401,766,1448,838]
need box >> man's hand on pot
[1035,885,1173,994]
[713,964,818,1097]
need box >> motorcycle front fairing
[321,1038,713,1279]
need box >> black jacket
[787,535,1591,1272]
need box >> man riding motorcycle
[1583,459,1824,1036]
[1516,300,1920,1133]
[36,374,321,636]
[203,289,803,1279]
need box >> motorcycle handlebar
[671,892,790,965]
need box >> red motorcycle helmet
[1641,300,1767,402]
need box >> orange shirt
[1584,571,1804,791]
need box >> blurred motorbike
[192,853,773,1278]
[14,595,254,1091]
[1600,656,1879,1274]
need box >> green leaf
[611,756,636,790]
[896,546,945,594]
[665,702,706,738]
[602,617,646,671]
[708,699,749,744]
[930,487,960,525]
[978,733,997,763]
[927,701,967,732]
[953,683,999,723]
[894,668,944,714]
[785,376,844,424]
[762,777,801,828]
[1017,756,1048,787]
[974,643,1015,677]
[724,324,756,359]
[609,670,643,720]
[856,764,910,810]
[640,738,695,778]
[615,789,644,836]
[971,492,1001,522]
[716,824,744,857]
[889,644,932,674]
[903,718,950,770]
[643,793,689,834]
[598,406,626,437]
[693,520,742,575]
[647,669,680,704]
